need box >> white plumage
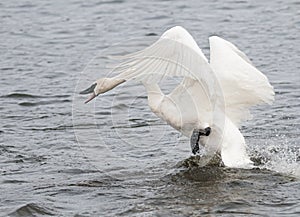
[81,26,274,168]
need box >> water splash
[250,134,300,178]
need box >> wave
[8,203,55,216]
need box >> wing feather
[113,26,211,84]
[111,26,220,135]
[209,36,275,125]
[111,27,274,128]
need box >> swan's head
[80,78,125,103]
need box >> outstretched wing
[112,26,222,136]
[209,36,275,126]
[113,26,216,94]
[110,26,221,136]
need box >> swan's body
[80,26,274,168]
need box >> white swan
[80,26,274,168]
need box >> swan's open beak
[80,83,97,104]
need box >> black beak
[79,83,97,104]
[79,83,97,94]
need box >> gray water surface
[1,0,300,216]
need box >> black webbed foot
[204,127,211,136]
[190,127,211,154]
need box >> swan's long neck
[143,83,162,94]
[143,82,183,133]
[143,82,164,115]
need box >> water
[1,0,299,216]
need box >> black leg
[190,127,211,154]
[190,129,201,154]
